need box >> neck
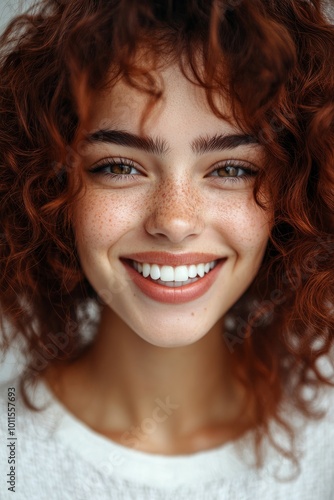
[43,305,251,453]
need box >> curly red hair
[0,0,333,472]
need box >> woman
[0,0,333,498]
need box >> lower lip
[121,258,227,304]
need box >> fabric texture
[0,373,333,500]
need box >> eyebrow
[84,129,258,156]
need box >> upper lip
[120,252,224,267]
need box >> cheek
[212,193,271,254]
[72,190,144,253]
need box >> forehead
[86,62,237,135]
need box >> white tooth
[160,265,175,281]
[210,261,215,269]
[133,260,138,271]
[150,264,160,280]
[138,262,143,273]
[174,265,189,281]
[204,262,210,273]
[197,263,205,277]
[188,264,197,278]
[142,263,150,278]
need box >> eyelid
[205,161,259,182]
[89,156,140,171]
[210,159,259,172]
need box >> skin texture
[44,62,273,454]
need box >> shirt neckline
[26,375,260,488]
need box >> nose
[144,177,205,244]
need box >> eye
[87,157,141,182]
[208,161,258,184]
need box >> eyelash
[87,157,258,184]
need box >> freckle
[191,312,194,316]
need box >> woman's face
[71,62,272,347]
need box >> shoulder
[0,374,108,499]
[228,384,334,500]
[273,383,334,481]
[0,374,59,430]
[0,373,159,500]
[300,383,334,453]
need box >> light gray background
[0,0,34,35]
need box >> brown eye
[109,163,133,175]
[87,157,142,182]
[208,162,258,182]
[217,166,240,177]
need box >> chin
[144,333,206,348]
[123,312,222,349]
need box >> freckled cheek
[72,191,146,251]
[213,197,270,253]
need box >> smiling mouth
[123,258,223,288]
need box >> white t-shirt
[0,374,333,499]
